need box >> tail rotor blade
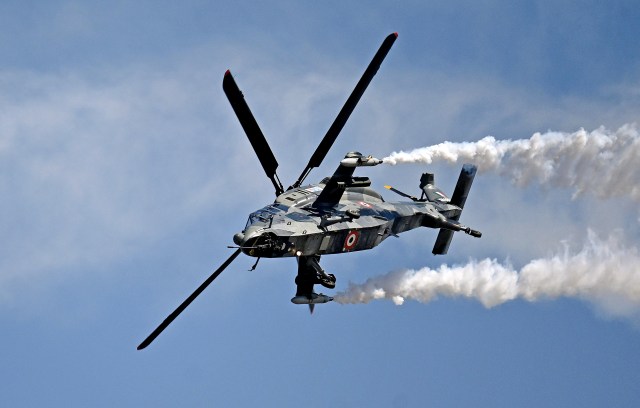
[223,71,284,195]
[292,33,398,188]
[137,249,242,350]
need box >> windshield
[244,204,287,230]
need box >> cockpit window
[244,205,286,230]
[245,211,268,229]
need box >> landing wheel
[319,273,336,289]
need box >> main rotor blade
[223,71,284,196]
[137,248,242,350]
[292,32,398,188]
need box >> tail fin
[432,164,477,255]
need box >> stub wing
[312,153,382,208]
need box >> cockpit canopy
[244,204,287,230]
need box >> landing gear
[294,255,336,314]
[304,255,336,289]
[295,255,336,293]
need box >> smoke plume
[383,124,640,201]
[334,231,640,320]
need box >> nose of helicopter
[233,232,245,246]
[232,226,264,250]
[232,226,289,257]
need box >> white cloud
[384,124,640,201]
[0,64,243,296]
[336,230,640,323]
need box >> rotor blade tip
[393,32,398,38]
[384,185,391,189]
[225,69,231,76]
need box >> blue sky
[2,1,640,407]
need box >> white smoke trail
[383,124,640,201]
[334,231,640,320]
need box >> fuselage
[233,182,462,258]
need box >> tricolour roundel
[343,230,360,251]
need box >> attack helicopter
[137,33,481,350]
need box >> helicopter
[137,33,481,350]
